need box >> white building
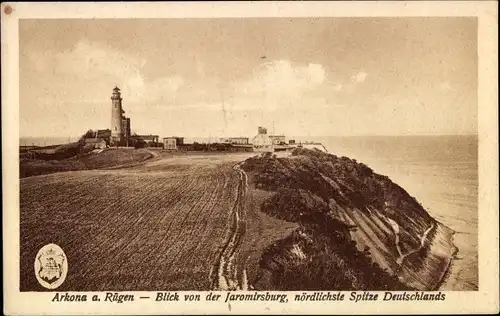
[269,135,286,145]
[163,137,177,150]
[222,137,250,145]
[252,127,273,151]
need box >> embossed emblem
[34,244,68,289]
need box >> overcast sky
[19,18,477,138]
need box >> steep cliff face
[241,148,456,290]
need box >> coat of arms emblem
[34,243,68,289]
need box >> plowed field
[20,151,296,291]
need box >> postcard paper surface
[2,1,498,315]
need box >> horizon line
[19,133,480,139]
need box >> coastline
[433,226,459,291]
[399,221,457,290]
[430,222,458,290]
[241,149,462,291]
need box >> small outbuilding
[163,137,184,150]
[163,137,177,150]
[269,135,286,145]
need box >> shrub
[246,147,429,290]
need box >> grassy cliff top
[241,148,446,290]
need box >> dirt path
[399,222,435,264]
[146,149,159,158]
[386,216,435,265]
[211,161,248,290]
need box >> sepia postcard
[2,1,498,315]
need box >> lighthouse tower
[111,86,123,144]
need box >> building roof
[134,134,159,141]
[95,129,111,137]
[113,86,120,91]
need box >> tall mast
[271,120,275,152]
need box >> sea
[19,136,81,147]
[19,135,478,290]
[293,135,478,291]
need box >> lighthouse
[111,86,123,144]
